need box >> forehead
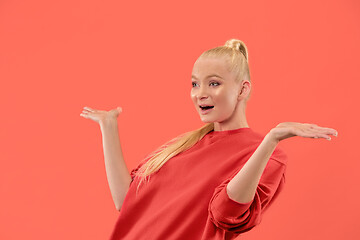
[192,56,232,78]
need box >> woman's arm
[227,122,338,204]
[100,118,132,211]
[226,133,278,203]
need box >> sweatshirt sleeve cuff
[212,183,254,218]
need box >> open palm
[80,106,123,124]
[269,122,338,142]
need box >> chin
[199,117,215,123]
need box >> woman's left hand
[268,122,338,142]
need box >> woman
[80,39,338,239]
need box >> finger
[302,129,333,140]
[306,130,332,140]
[314,127,338,136]
[81,109,95,115]
[295,129,318,138]
[315,134,332,140]
[296,129,331,140]
[82,109,97,114]
[304,125,338,137]
[80,113,88,118]
[309,134,331,140]
[322,128,338,136]
[309,125,337,135]
[83,106,95,112]
[81,109,91,114]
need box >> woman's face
[190,56,244,126]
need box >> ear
[237,80,251,101]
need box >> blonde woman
[80,39,338,240]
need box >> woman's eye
[191,82,219,87]
[210,82,219,86]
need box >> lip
[198,104,213,107]
[199,106,214,115]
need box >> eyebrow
[191,74,223,80]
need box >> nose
[197,85,209,100]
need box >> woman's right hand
[80,106,123,125]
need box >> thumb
[117,107,122,113]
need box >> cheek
[190,92,197,104]
[213,90,232,105]
[217,91,237,109]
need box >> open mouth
[199,106,214,110]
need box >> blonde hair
[198,39,252,102]
[134,39,251,194]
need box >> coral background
[1,0,359,239]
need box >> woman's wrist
[100,117,118,130]
[264,131,280,147]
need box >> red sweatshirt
[109,127,287,240]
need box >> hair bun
[224,39,249,61]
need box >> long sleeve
[208,157,287,234]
